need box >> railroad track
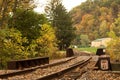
[36,57,91,80]
[0,56,77,80]
[0,53,92,80]
[53,57,92,80]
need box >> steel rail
[0,57,76,79]
[36,57,92,80]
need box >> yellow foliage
[35,24,57,56]
[0,28,29,60]
[107,37,120,60]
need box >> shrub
[0,28,28,68]
[107,37,120,61]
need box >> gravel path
[78,56,120,80]
[79,70,120,80]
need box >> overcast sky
[34,0,86,13]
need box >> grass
[76,47,97,54]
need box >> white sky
[34,0,86,13]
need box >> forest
[70,0,120,60]
[0,0,120,68]
[70,0,120,46]
[0,0,75,68]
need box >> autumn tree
[0,28,28,68]
[107,37,120,61]
[35,24,57,57]
[0,0,35,28]
[107,14,120,61]
[70,0,120,42]
[0,0,58,68]
[99,20,109,37]
[112,14,120,37]
[8,8,57,58]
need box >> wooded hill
[70,0,120,46]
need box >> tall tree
[54,4,76,50]
[46,0,76,50]
[45,0,61,26]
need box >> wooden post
[66,48,74,57]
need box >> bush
[0,28,28,68]
[0,24,58,68]
[80,34,90,47]
[107,37,120,61]
[35,24,57,57]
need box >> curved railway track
[0,56,91,80]
[0,57,76,79]
[37,57,91,80]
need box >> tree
[80,14,95,36]
[0,0,35,28]
[0,28,28,68]
[35,24,57,56]
[99,20,108,37]
[45,0,61,23]
[70,0,120,41]
[8,9,48,43]
[46,0,76,50]
[107,37,120,61]
[8,9,58,57]
[106,14,120,61]
[0,0,58,68]
[112,14,120,37]
[80,34,90,47]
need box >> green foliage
[45,0,61,21]
[9,9,48,43]
[76,47,97,54]
[0,25,57,68]
[0,0,60,69]
[55,4,76,50]
[80,34,90,47]
[0,28,28,68]
[8,8,57,58]
[72,35,81,46]
[0,0,35,28]
[46,1,76,50]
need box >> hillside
[70,0,120,46]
